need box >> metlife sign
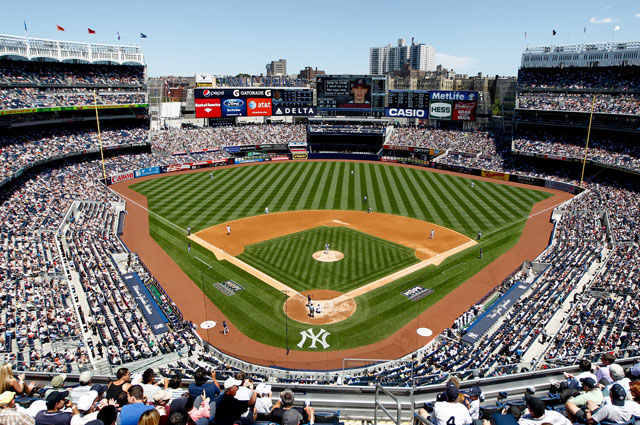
[385,108,428,118]
[430,91,478,101]
[429,101,452,120]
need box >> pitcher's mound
[312,250,344,262]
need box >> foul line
[113,191,186,234]
[194,256,213,269]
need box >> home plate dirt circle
[284,290,357,325]
[312,250,344,262]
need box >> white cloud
[635,13,640,18]
[435,53,479,73]
[589,17,620,23]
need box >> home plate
[416,327,433,337]
[200,320,216,329]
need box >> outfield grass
[130,161,552,351]
[238,226,419,293]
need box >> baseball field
[125,161,554,355]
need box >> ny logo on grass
[297,328,330,349]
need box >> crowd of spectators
[518,66,640,90]
[513,131,640,174]
[388,128,497,155]
[151,125,306,153]
[0,126,149,181]
[0,62,144,86]
[0,87,146,110]
[518,92,640,115]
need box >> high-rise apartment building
[369,38,435,74]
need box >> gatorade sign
[429,101,452,120]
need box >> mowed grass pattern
[133,161,549,237]
[238,226,419,293]
[130,162,553,350]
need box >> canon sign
[111,171,134,184]
[429,102,452,119]
[385,108,427,118]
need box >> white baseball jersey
[431,401,472,425]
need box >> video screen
[316,76,373,109]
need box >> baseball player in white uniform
[430,229,435,239]
[227,225,231,235]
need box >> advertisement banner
[385,108,428,118]
[429,101,452,120]
[452,101,477,121]
[293,152,308,159]
[134,167,160,178]
[545,180,578,194]
[221,98,246,117]
[195,88,272,99]
[223,146,240,153]
[270,155,290,161]
[430,91,478,101]
[238,145,257,152]
[246,98,272,116]
[0,104,149,115]
[111,171,135,184]
[261,144,289,152]
[166,164,192,173]
[510,174,541,186]
[195,98,221,118]
[272,106,317,116]
[481,170,510,180]
[122,273,169,335]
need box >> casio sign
[386,108,426,118]
[224,99,244,107]
[430,102,451,118]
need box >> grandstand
[0,34,639,425]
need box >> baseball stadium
[0,24,640,425]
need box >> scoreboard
[388,90,430,109]
[194,88,315,118]
[386,90,478,121]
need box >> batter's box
[214,280,245,296]
[308,299,334,315]
[402,286,434,301]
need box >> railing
[375,384,404,425]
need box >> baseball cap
[466,386,482,398]
[282,408,303,425]
[79,371,94,384]
[445,382,459,401]
[77,391,98,411]
[153,390,171,403]
[609,364,624,381]
[580,377,597,389]
[0,391,15,406]
[525,394,546,418]
[352,78,369,88]
[235,386,253,401]
[90,384,107,396]
[610,383,626,406]
[223,377,242,389]
[51,374,67,388]
[46,390,70,408]
[630,362,640,378]
[255,383,271,395]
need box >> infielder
[477,231,482,240]
[227,225,231,236]
[430,229,435,239]
[187,225,191,235]
[188,242,191,254]
[265,206,269,214]
[222,320,229,335]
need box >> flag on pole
[57,25,65,32]
[140,32,147,38]
[524,32,527,39]
[117,31,121,40]
[584,26,587,33]
[552,29,556,36]
[614,25,621,31]
[88,28,96,34]
[24,20,27,32]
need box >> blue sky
[3,0,640,78]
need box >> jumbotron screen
[386,90,478,121]
[194,88,315,118]
[316,76,373,110]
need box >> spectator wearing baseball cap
[519,394,571,425]
[71,372,94,404]
[43,375,68,399]
[565,378,603,422]
[70,391,99,425]
[586,384,640,424]
[602,363,632,400]
[0,390,35,425]
[253,384,272,421]
[429,382,471,425]
[35,390,76,425]
[212,377,256,425]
